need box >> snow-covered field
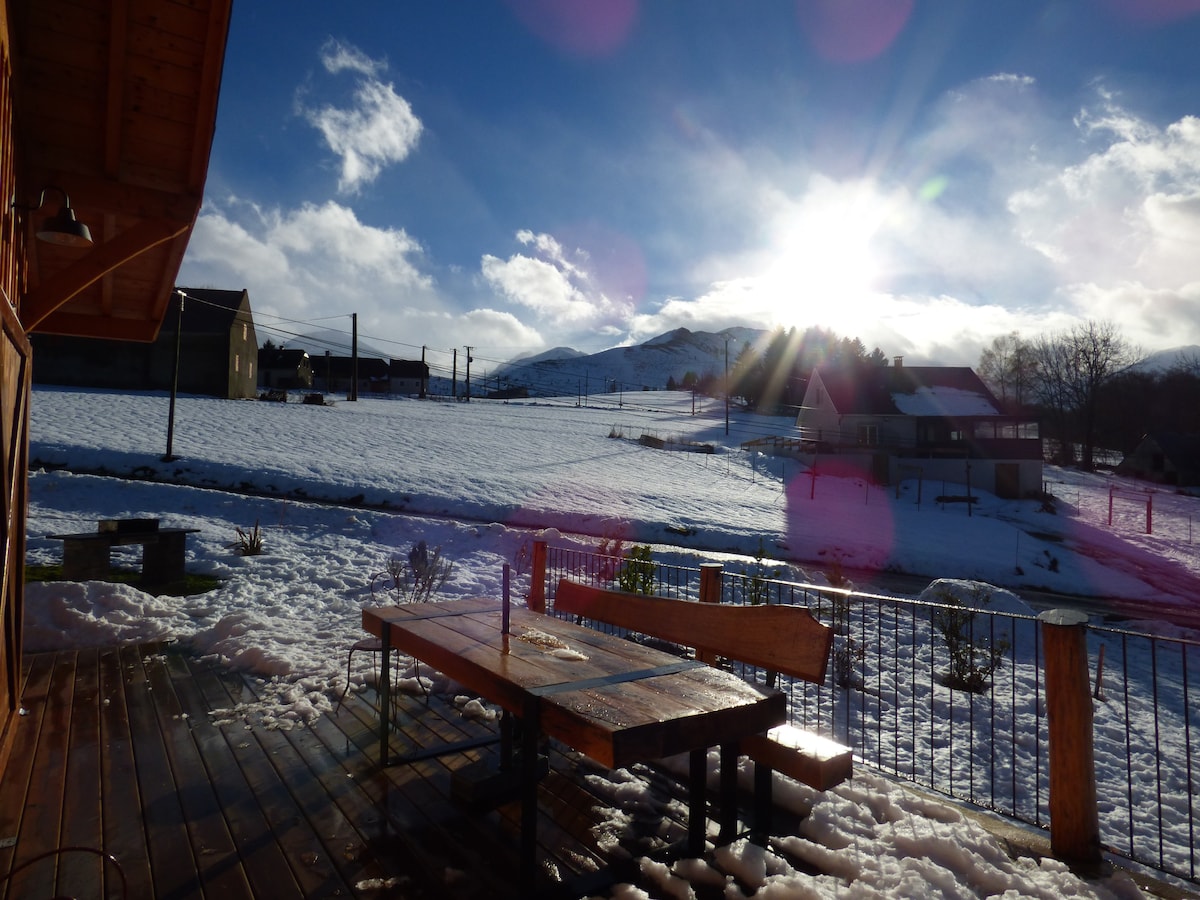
[23,386,1198,898]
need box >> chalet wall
[0,8,28,780]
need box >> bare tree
[1031,320,1143,470]
[978,332,1037,412]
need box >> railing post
[529,540,547,613]
[1039,608,1101,868]
[697,563,723,665]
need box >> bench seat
[740,724,853,792]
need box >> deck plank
[141,649,254,898]
[0,652,54,897]
[160,650,305,898]
[98,645,154,897]
[10,652,75,898]
[120,643,205,898]
[186,656,357,898]
[3,642,749,899]
[58,649,103,898]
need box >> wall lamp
[13,185,94,247]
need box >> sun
[760,180,889,323]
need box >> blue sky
[178,1,1200,375]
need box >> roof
[12,0,233,341]
[1141,433,1200,465]
[169,287,250,334]
[390,359,429,378]
[259,348,311,369]
[815,366,1002,417]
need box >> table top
[363,597,786,768]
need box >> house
[1116,433,1200,487]
[0,0,232,773]
[311,355,390,394]
[30,287,259,399]
[389,359,429,396]
[259,348,314,391]
[796,361,1042,498]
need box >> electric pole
[163,290,185,461]
[349,312,358,401]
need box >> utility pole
[465,346,473,401]
[452,348,458,399]
[349,313,358,401]
[420,345,427,398]
[163,289,185,461]
[725,338,730,436]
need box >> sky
[25,385,1200,896]
[177,3,1200,378]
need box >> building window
[857,424,879,446]
[235,353,240,374]
[242,322,248,341]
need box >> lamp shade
[37,204,93,247]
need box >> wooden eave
[9,0,232,341]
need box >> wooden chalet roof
[814,365,1002,417]
[10,0,233,341]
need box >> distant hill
[1137,345,1200,373]
[492,327,767,397]
[279,330,390,360]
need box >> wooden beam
[104,0,129,177]
[188,0,233,193]
[20,217,188,333]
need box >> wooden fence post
[529,540,547,613]
[1039,608,1101,868]
[697,563,723,665]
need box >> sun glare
[761,186,887,325]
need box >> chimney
[894,356,903,368]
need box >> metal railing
[541,544,1199,884]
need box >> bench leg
[520,699,542,889]
[142,531,187,589]
[751,762,773,846]
[688,748,706,856]
[61,538,110,581]
[718,742,739,843]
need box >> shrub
[233,521,263,556]
[742,539,781,605]
[372,540,453,604]
[930,583,1010,693]
[617,544,655,595]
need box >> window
[857,424,879,446]
[234,353,240,374]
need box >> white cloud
[481,231,631,328]
[319,38,386,78]
[300,42,422,194]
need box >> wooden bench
[47,518,199,591]
[553,578,853,840]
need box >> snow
[890,385,1000,416]
[24,385,1198,898]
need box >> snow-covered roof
[814,365,1002,417]
[890,385,1002,416]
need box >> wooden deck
[0,642,777,899]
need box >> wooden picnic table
[362,597,786,887]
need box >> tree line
[978,320,1199,470]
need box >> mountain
[492,326,767,397]
[279,329,390,360]
[1136,345,1200,373]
